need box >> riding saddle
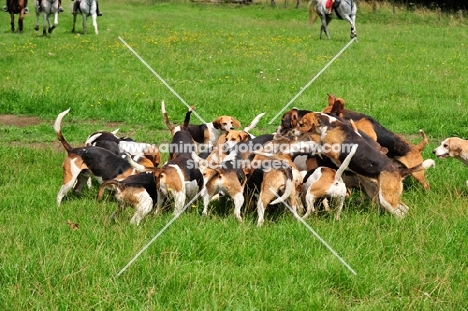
[326,0,342,12]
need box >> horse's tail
[308,0,319,25]
[53,108,74,153]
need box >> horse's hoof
[34,25,39,31]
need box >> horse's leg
[72,12,76,33]
[49,11,58,33]
[321,14,331,39]
[43,11,47,35]
[82,13,87,34]
[48,4,58,34]
[19,10,24,32]
[319,14,331,40]
[10,13,14,32]
[91,12,98,34]
[351,13,357,39]
[341,13,357,39]
[34,1,40,30]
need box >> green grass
[1,1,468,309]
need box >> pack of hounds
[53,94,463,226]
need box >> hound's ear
[304,112,319,126]
[151,152,161,167]
[330,98,345,116]
[232,118,241,128]
[153,169,162,179]
[336,98,346,110]
[239,131,249,141]
[216,133,227,145]
[314,114,322,128]
[327,94,336,107]
[448,138,462,157]
[212,118,222,129]
[291,111,299,127]
[298,113,315,132]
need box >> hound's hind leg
[130,192,153,226]
[303,193,317,219]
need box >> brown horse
[7,0,25,32]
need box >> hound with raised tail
[162,100,241,145]
[162,101,265,147]
[54,108,143,205]
[128,106,204,216]
[301,144,358,220]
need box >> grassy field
[1,0,467,309]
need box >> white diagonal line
[118,36,207,124]
[269,188,357,275]
[268,37,357,124]
[116,190,203,277]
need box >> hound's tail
[335,144,358,182]
[162,101,193,132]
[53,108,73,153]
[243,112,265,133]
[327,93,336,107]
[97,180,120,200]
[400,159,435,178]
[161,100,174,133]
[269,166,294,205]
[183,106,194,131]
[415,129,429,152]
[125,153,157,173]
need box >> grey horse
[308,0,357,40]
